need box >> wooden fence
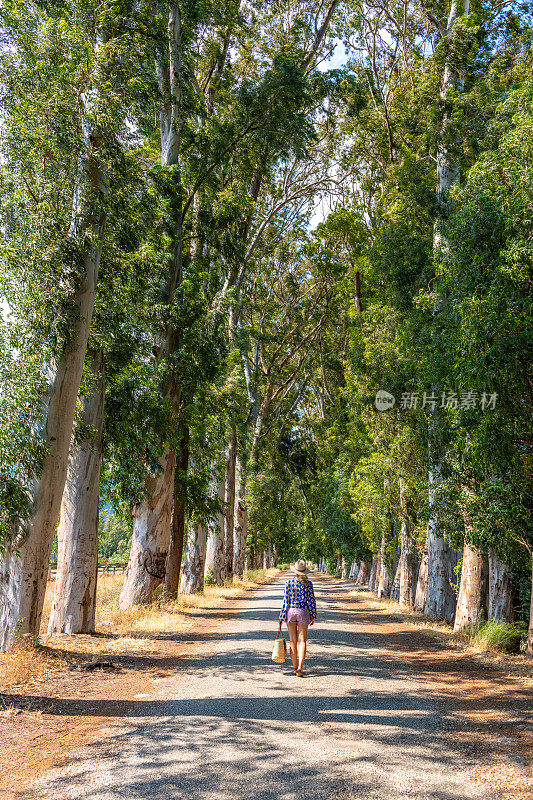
[48,562,128,578]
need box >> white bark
[181,524,207,595]
[356,561,370,585]
[204,479,225,585]
[368,558,379,593]
[0,58,107,651]
[48,350,105,634]
[390,558,401,602]
[118,449,176,608]
[488,549,514,622]
[341,556,347,580]
[424,526,458,622]
[398,524,417,607]
[527,555,533,656]
[233,457,247,577]
[414,553,429,612]
[223,426,237,581]
[454,542,487,631]
[377,534,391,598]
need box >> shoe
[296,668,303,677]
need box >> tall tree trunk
[527,553,533,656]
[222,425,237,581]
[390,558,401,601]
[424,527,458,622]
[232,456,246,577]
[454,542,488,631]
[368,558,379,593]
[341,556,347,580]
[47,349,105,635]
[398,482,417,606]
[204,479,225,585]
[488,549,514,622]
[180,524,207,595]
[119,4,186,608]
[356,561,370,585]
[119,449,176,608]
[414,553,428,612]
[398,521,417,608]
[377,535,391,599]
[163,426,189,599]
[424,0,470,628]
[0,54,107,651]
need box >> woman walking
[278,559,317,677]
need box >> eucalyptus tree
[431,68,533,643]
[0,0,130,650]
[119,0,343,604]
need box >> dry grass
[2,567,281,684]
[0,639,55,690]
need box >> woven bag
[271,633,286,663]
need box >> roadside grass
[0,567,281,688]
[0,638,52,689]
[470,620,525,653]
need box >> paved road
[33,575,492,799]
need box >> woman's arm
[307,583,317,621]
[279,582,290,622]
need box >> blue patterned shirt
[279,577,317,622]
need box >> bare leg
[287,623,298,669]
[297,624,309,671]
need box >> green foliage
[471,620,526,654]
[98,509,132,562]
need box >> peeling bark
[356,561,370,585]
[527,556,533,656]
[48,349,105,635]
[163,426,189,599]
[223,425,237,581]
[368,558,379,593]
[424,527,458,622]
[204,479,225,585]
[414,553,428,613]
[390,559,401,602]
[377,534,391,599]
[398,527,417,608]
[454,542,488,631]
[232,456,247,578]
[118,449,176,608]
[181,524,207,595]
[488,549,515,622]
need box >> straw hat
[292,559,310,575]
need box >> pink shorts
[286,607,311,626]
